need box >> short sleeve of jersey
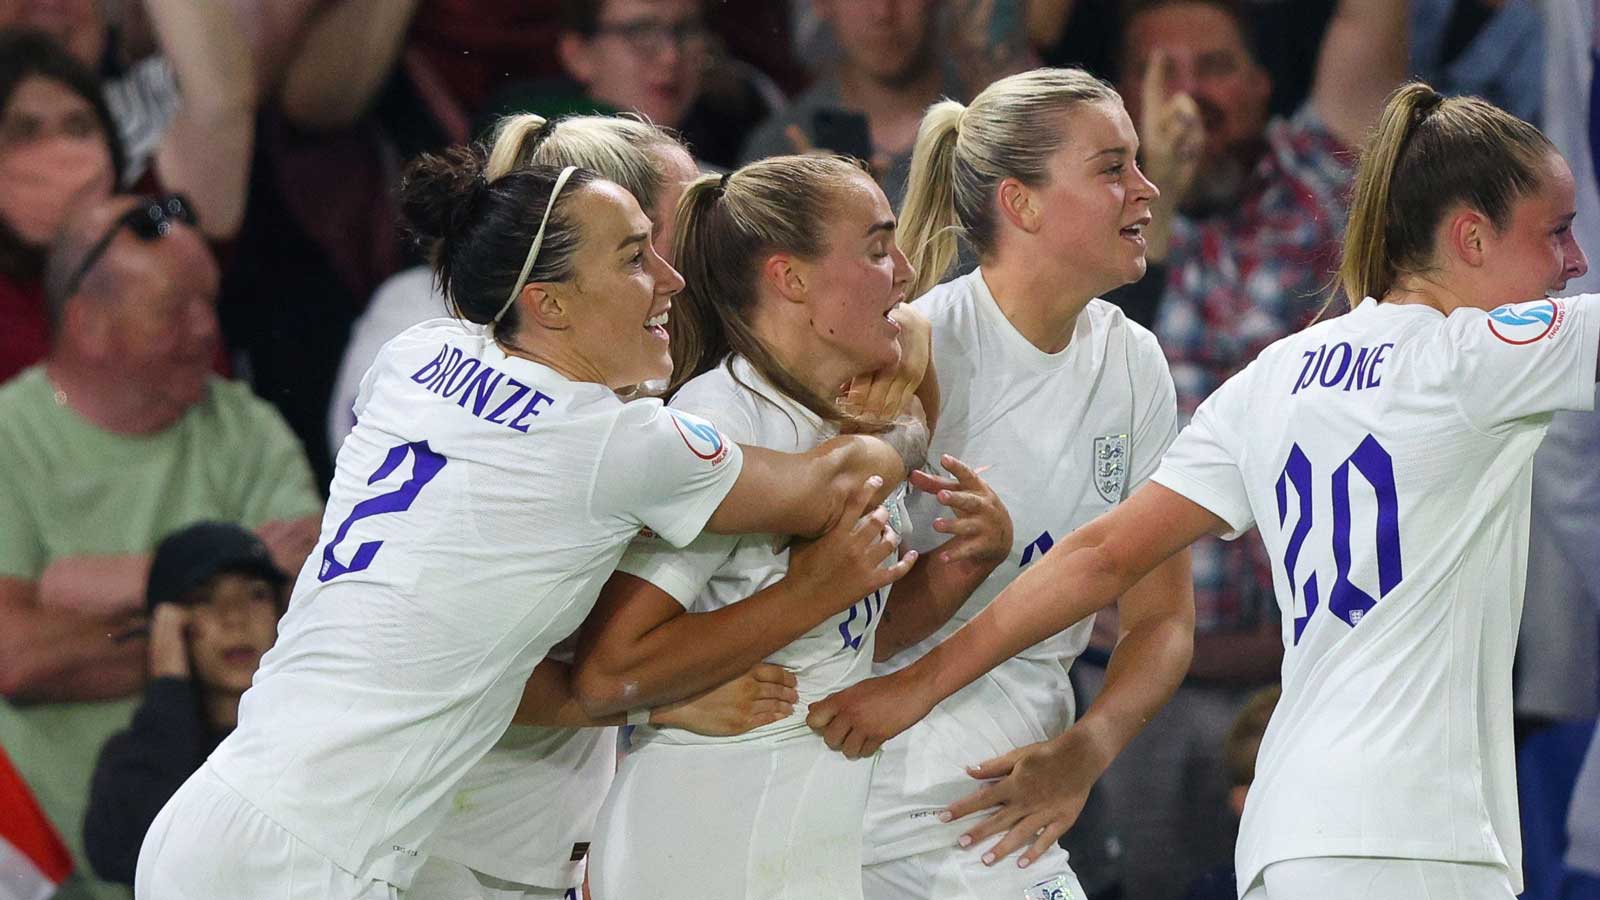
[1127,326,1181,489]
[1150,367,1256,540]
[590,401,744,548]
[1436,296,1600,434]
[614,529,742,610]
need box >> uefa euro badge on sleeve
[1023,873,1084,900]
[1092,433,1130,503]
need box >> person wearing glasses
[0,192,323,900]
[134,150,918,899]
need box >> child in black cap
[83,521,288,885]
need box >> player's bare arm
[574,476,913,717]
[809,483,1220,758]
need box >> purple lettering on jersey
[508,391,556,433]
[486,379,531,425]
[457,366,505,415]
[1292,346,1326,395]
[1366,343,1393,388]
[1342,346,1373,391]
[1318,343,1353,387]
[428,347,463,393]
[440,357,481,398]
[409,345,449,385]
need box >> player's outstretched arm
[573,477,914,718]
[942,547,1194,869]
[808,483,1221,759]
[706,421,926,539]
[511,656,799,737]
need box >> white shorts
[863,844,1085,900]
[590,734,874,900]
[136,763,398,900]
[1240,857,1517,900]
[404,857,578,900]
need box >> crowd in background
[0,2,1590,900]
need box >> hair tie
[716,171,731,196]
[494,164,579,325]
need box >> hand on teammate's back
[943,724,1112,871]
[787,476,917,615]
[651,663,800,736]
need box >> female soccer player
[409,113,931,900]
[578,154,937,900]
[851,67,1194,900]
[811,83,1597,900]
[135,151,916,899]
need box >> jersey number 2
[318,441,448,582]
[1276,434,1403,645]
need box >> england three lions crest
[1093,433,1130,502]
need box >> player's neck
[1383,272,1476,316]
[749,310,862,402]
[979,261,1095,355]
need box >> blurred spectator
[0,10,255,386]
[0,195,321,900]
[83,522,287,886]
[0,0,256,206]
[1179,685,1280,900]
[1411,0,1541,124]
[484,0,779,169]
[743,0,959,207]
[1083,2,1406,898]
[0,29,119,384]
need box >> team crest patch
[1093,433,1130,502]
[1023,873,1083,900]
[1487,298,1563,345]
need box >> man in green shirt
[0,195,323,900]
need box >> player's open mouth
[645,309,670,341]
[1120,216,1151,245]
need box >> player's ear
[521,283,572,330]
[1444,207,1489,269]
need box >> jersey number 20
[318,441,448,582]
[1276,434,1403,645]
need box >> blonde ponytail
[898,101,967,300]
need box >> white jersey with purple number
[1151,296,1600,894]
[207,317,742,887]
[614,355,910,746]
[864,269,1179,863]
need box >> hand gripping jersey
[1150,296,1600,894]
[614,355,911,744]
[206,318,742,887]
[589,356,909,900]
[864,269,1179,863]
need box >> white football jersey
[615,355,910,746]
[864,269,1179,862]
[1150,296,1600,893]
[208,318,742,886]
[422,642,610,891]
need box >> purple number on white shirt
[318,441,448,582]
[839,589,885,651]
[1275,435,1404,644]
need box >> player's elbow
[571,661,635,719]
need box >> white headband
[493,164,580,325]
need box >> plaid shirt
[1153,106,1357,633]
